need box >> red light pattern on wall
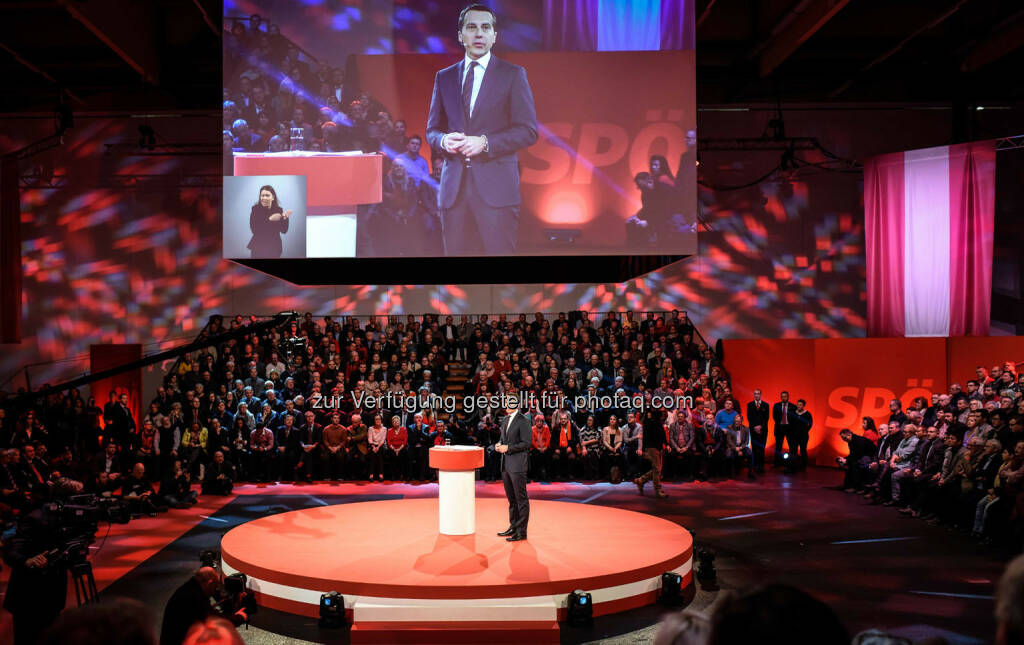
[2,117,864,389]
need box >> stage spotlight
[566,589,592,627]
[782,452,790,461]
[659,572,684,605]
[319,591,345,627]
[695,548,718,591]
[544,228,582,244]
[199,549,220,569]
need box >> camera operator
[160,567,251,645]
[2,479,83,644]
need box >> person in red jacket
[530,414,551,481]
[386,415,409,481]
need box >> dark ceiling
[0,0,222,115]
[0,0,1021,117]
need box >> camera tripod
[70,561,99,606]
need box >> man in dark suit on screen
[495,395,532,541]
[426,4,538,256]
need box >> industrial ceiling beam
[830,0,973,98]
[759,0,851,77]
[960,11,1024,73]
[57,0,159,84]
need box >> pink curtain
[864,151,905,337]
[948,142,996,336]
[865,141,996,337]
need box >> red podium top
[233,152,382,208]
[429,446,485,471]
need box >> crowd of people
[2,310,1021,550]
[836,371,1024,551]
[0,310,731,510]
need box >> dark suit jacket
[298,423,322,449]
[846,434,876,463]
[772,402,796,428]
[499,411,532,473]
[277,424,301,453]
[426,55,538,209]
[746,400,770,432]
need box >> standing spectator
[772,391,795,467]
[634,409,668,497]
[746,389,770,473]
[790,398,813,471]
[107,392,137,450]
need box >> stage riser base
[349,621,560,645]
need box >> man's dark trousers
[503,468,528,535]
[443,166,518,256]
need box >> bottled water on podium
[290,127,304,151]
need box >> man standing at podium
[495,395,532,541]
[426,4,538,256]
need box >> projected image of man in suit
[426,4,539,256]
[495,394,532,541]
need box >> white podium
[428,446,485,535]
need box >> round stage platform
[221,498,692,643]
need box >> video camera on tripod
[39,493,131,604]
[280,336,308,365]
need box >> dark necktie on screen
[462,61,478,121]
[783,403,789,424]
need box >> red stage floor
[221,498,693,642]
